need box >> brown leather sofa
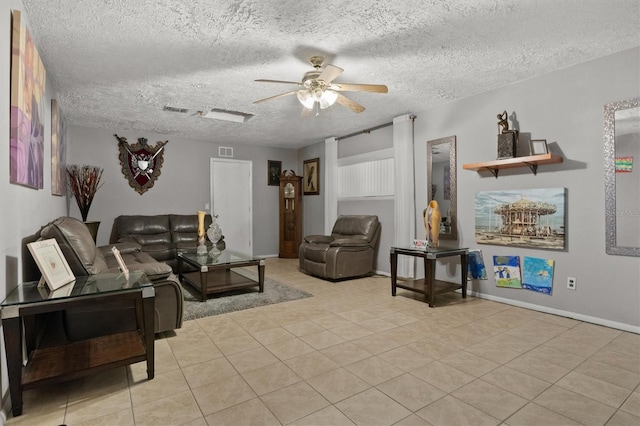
[22,216,183,339]
[299,215,381,280]
[109,214,224,272]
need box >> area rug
[182,275,313,321]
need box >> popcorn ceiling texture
[21,0,640,148]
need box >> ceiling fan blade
[253,91,297,104]
[335,93,365,113]
[255,79,302,86]
[330,83,388,93]
[318,64,343,84]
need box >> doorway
[210,158,252,255]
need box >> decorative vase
[84,221,100,243]
[207,217,223,244]
[426,200,441,248]
[207,216,223,258]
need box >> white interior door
[210,158,252,255]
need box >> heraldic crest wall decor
[114,134,168,194]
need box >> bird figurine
[425,200,441,248]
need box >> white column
[324,137,338,234]
[393,114,416,278]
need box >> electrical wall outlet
[567,277,577,290]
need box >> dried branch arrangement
[67,164,103,222]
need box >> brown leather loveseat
[109,214,223,272]
[22,216,183,339]
[299,215,381,280]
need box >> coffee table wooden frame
[177,252,265,302]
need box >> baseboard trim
[468,290,640,334]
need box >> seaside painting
[522,256,555,295]
[475,188,566,250]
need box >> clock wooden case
[279,170,303,258]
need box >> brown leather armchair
[299,215,381,280]
[22,216,183,339]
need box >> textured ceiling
[21,0,640,149]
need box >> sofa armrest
[104,261,172,281]
[330,238,370,248]
[98,242,141,258]
[304,235,333,244]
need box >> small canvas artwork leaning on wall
[475,188,566,250]
[522,256,555,295]
[493,255,522,288]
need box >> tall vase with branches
[67,164,104,222]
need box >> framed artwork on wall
[10,10,47,189]
[268,160,282,186]
[51,99,67,196]
[475,188,566,250]
[303,158,320,195]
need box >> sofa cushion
[170,214,212,244]
[110,215,171,242]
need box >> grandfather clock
[279,170,303,258]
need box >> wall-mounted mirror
[604,97,640,256]
[427,135,457,240]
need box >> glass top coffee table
[177,250,265,302]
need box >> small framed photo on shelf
[27,238,75,291]
[267,160,282,186]
[530,139,548,155]
[303,158,320,195]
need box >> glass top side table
[1,271,155,417]
[390,246,469,307]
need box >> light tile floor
[6,258,640,426]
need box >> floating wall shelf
[462,153,563,178]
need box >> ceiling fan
[253,56,388,115]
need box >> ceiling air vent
[163,106,189,113]
[202,108,254,123]
[219,147,234,158]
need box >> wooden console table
[1,271,155,417]
[390,246,468,307]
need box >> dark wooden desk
[1,271,155,417]
[390,246,468,307]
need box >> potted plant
[67,164,103,241]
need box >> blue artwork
[522,256,554,295]
[492,255,521,288]
[468,249,487,280]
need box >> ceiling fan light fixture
[296,90,315,109]
[321,90,338,109]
